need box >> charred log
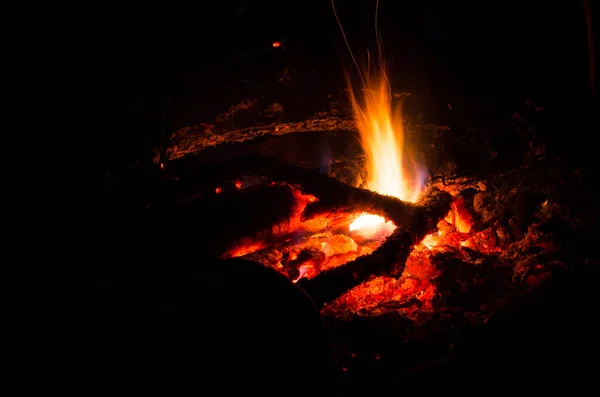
[142,183,303,259]
[238,154,418,226]
[169,153,424,225]
[297,227,416,308]
[298,188,452,307]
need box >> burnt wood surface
[149,183,301,259]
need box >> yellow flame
[350,76,423,202]
[348,72,425,232]
[330,0,425,232]
[349,214,389,232]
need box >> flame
[293,265,311,283]
[349,76,424,202]
[348,72,426,232]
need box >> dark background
[85,0,592,176]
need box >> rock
[508,214,529,241]
[473,192,491,213]
[494,219,510,245]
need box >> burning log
[173,153,423,225]
[254,155,418,226]
[297,188,452,307]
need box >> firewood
[144,154,451,307]
[145,183,302,259]
[176,153,423,225]
[297,188,452,307]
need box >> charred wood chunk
[243,249,284,269]
[409,188,454,234]
[473,191,497,226]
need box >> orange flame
[331,0,425,232]
[348,72,426,231]
[349,77,424,202]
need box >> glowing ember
[348,213,396,240]
[325,200,493,317]
[349,214,385,231]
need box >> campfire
[85,4,593,393]
[133,39,589,385]
[204,64,558,329]
[153,125,574,388]
[218,67,450,315]
[26,1,597,395]
[125,32,594,391]
[210,150,558,324]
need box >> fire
[323,199,498,317]
[348,72,426,232]
[348,213,396,240]
[349,214,389,232]
[215,8,506,318]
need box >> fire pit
[131,108,594,393]
[143,57,579,335]
[91,45,598,391]
[49,1,598,395]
